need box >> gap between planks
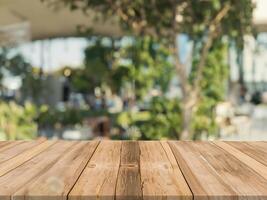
[68,141,192,200]
[0,140,56,177]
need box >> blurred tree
[71,36,173,104]
[0,101,38,140]
[191,40,229,139]
[43,0,254,139]
[116,40,228,140]
[136,97,182,139]
[111,36,173,101]
[71,38,116,95]
[0,48,43,103]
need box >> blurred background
[0,0,266,141]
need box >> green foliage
[0,48,43,103]
[46,0,254,46]
[42,0,254,140]
[71,38,116,94]
[71,36,173,100]
[136,97,182,139]
[111,36,173,100]
[37,105,109,128]
[0,49,30,89]
[0,101,38,140]
[115,97,181,140]
[115,40,229,140]
[0,50,27,74]
[191,40,229,139]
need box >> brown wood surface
[226,141,267,166]
[0,140,266,200]
[69,140,122,200]
[116,141,142,200]
[13,141,99,200]
[139,141,192,200]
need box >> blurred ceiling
[0,0,122,45]
[0,0,267,45]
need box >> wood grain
[116,141,142,200]
[13,141,99,200]
[68,141,122,200]
[0,141,12,150]
[171,141,267,199]
[0,140,47,164]
[0,140,55,177]
[195,142,267,197]
[0,141,74,200]
[0,141,266,200]
[0,141,25,153]
[139,141,192,200]
[214,141,267,180]
[227,141,267,166]
[169,141,237,200]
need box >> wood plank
[116,141,142,200]
[194,142,267,197]
[13,141,99,200]
[139,141,192,200]
[170,141,267,199]
[0,140,47,164]
[0,141,76,200]
[0,141,25,153]
[0,141,12,149]
[214,141,267,180]
[160,141,193,200]
[0,140,55,177]
[0,141,266,200]
[169,141,237,200]
[69,141,122,200]
[226,141,267,166]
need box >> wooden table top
[0,140,266,200]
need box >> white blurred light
[2,76,22,90]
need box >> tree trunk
[180,97,194,140]
[172,3,231,140]
[181,111,191,139]
[172,36,194,140]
